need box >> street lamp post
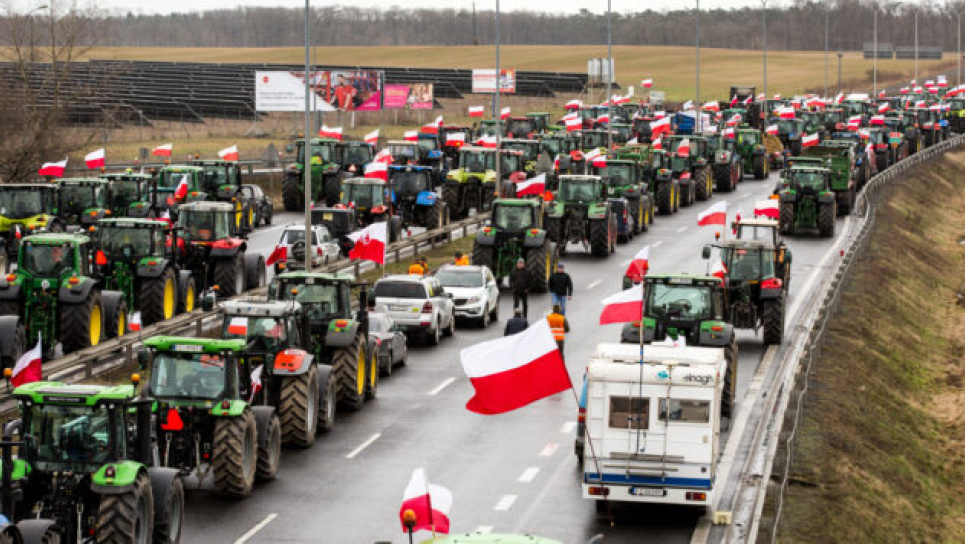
[606,0,613,148]
[27,5,48,64]
[837,52,843,93]
[824,0,829,97]
[762,0,768,124]
[495,0,501,185]
[696,0,701,133]
[873,6,877,97]
[303,0,313,271]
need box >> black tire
[426,319,441,346]
[753,154,767,179]
[443,313,455,337]
[140,268,177,326]
[60,291,103,354]
[280,366,318,447]
[489,299,499,322]
[722,343,738,419]
[382,349,394,376]
[0,321,24,372]
[102,292,127,340]
[264,206,273,226]
[214,253,245,297]
[149,470,184,544]
[656,182,674,215]
[17,520,60,544]
[0,300,19,317]
[855,164,866,191]
[318,372,336,433]
[589,218,609,257]
[254,409,281,482]
[177,276,196,314]
[818,203,836,237]
[244,254,266,291]
[442,184,464,220]
[365,348,379,400]
[323,174,341,207]
[762,298,785,345]
[471,243,495,274]
[629,197,643,234]
[96,471,154,544]
[425,203,441,230]
[212,409,257,498]
[525,241,552,293]
[696,169,711,201]
[333,334,366,411]
[545,217,562,243]
[282,174,302,212]
[778,201,794,235]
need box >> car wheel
[481,306,490,328]
[382,350,393,377]
[444,313,455,337]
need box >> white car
[273,224,341,273]
[372,274,456,345]
[435,265,499,328]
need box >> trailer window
[608,396,649,430]
[659,399,711,423]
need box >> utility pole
[873,6,877,97]
[696,0,701,132]
[837,52,843,93]
[959,11,962,86]
[303,0,313,272]
[824,0,829,97]
[762,0,768,123]
[606,0,613,148]
[915,10,919,82]
[494,0,501,186]
[472,2,477,46]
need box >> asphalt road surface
[182,173,849,544]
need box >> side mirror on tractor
[701,245,712,260]
[136,349,150,371]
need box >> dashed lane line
[518,467,540,483]
[494,495,517,511]
[428,377,456,396]
[539,443,559,457]
[586,279,602,290]
[234,513,278,544]
[345,433,381,459]
[560,421,576,434]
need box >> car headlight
[467,295,481,304]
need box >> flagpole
[494,0,502,186]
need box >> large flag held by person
[38,158,68,177]
[348,221,387,265]
[697,201,727,226]
[11,336,42,387]
[625,245,650,283]
[599,284,644,325]
[399,468,452,535]
[85,148,106,169]
[459,320,570,415]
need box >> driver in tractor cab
[729,250,759,280]
[193,214,215,241]
[573,184,593,202]
[311,152,324,166]
[247,318,284,352]
[467,155,485,173]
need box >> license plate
[629,487,665,497]
[322,213,333,220]
[389,304,409,311]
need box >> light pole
[494,0,501,185]
[873,6,877,97]
[303,0,313,271]
[837,52,843,93]
[696,0,701,132]
[27,4,48,64]
[762,0,768,124]
[958,11,962,86]
[915,9,919,82]
[824,0,829,97]
[606,0,613,148]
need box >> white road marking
[539,443,559,457]
[560,421,577,434]
[428,377,456,396]
[345,433,381,459]
[494,494,517,511]
[653,241,663,247]
[787,216,852,318]
[586,279,602,290]
[234,513,278,544]
[676,226,688,232]
[475,526,494,534]
[518,467,540,483]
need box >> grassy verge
[775,151,965,542]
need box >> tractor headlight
[41,280,50,290]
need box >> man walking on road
[511,258,530,318]
[547,263,573,314]
[504,308,529,336]
[547,304,570,359]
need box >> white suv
[435,265,499,328]
[372,274,456,345]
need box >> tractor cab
[189,159,243,197]
[101,172,156,218]
[386,141,421,165]
[178,201,237,243]
[578,130,609,151]
[458,147,497,173]
[506,117,536,139]
[340,178,388,210]
[338,142,376,174]
[491,199,540,232]
[0,183,61,260]
[525,112,552,133]
[221,300,302,358]
[58,178,111,229]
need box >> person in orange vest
[454,252,470,266]
[408,258,426,276]
[547,304,570,359]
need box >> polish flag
[834,92,844,104]
[900,87,910,94]
[877,103,889,113]
[596,113,610,125]
[129,312,142,332]
[364,129,380,145]
[743,96,753,106]
[500,107,511,120]
[364,161,388,181]
[564,99,583,110]
[757,93,766,100]
[847,116,862,130]
[468,106,485,117]
[348,221,387,265]
[590,155,606,168]
[159,210,172,226]
[85,148,106,169]
[599,283,644,325]
[869,115,885,126]
[675,138,691,158]
[729,95,738,108]
[726,114,741,127]
[374,148,393,164]
[421,122,439,135]
[938,75,948,88]
[624,245,650,283]
[459,319,570,414]
[152,143,173,157]
[642,78,653,88]
[174,174,190,200]
[399,468,452,535]
[477,134,498,148]
[445,132,466,146]
[651,136,662,150]
[218,145,239,161]
[697,200,727,226]
[433,115,443,127]
[249,365,264,402]
[879,90,887,98]
[565,117,583,132]
[228,317,249,336]
[702,101,720,112]
[754,199,779,219]
[654,110,667,119]
[627,137,639,145]
[777,107,795,119]
[515,173,546,197]
[773,94,782,100]
[650,116,671,137]
[801,133,820,147]
[10,336,42,387]
[403,130,419,142]
[266,245,287,266]
[710,256,727,280]
[765,124,779,135]
[722,127,735,139]
[38,158,68,177]
[583,148,603,163]
[319,125,343,140]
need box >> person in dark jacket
[547,263,574,314]
[510,258,530,318]
[503,308,529,336]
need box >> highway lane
[181,172,850,543]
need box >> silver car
[367,312,408,376]
[435,265,499,328]
[372,274,456,345]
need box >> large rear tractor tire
[589,218,610,258]
[148,469,184,544]
[244,253,266,291]
[778,202,795,235]
[545,217,562,243]
[629,197,644,234]
[280,365,318,447]
[282,174,303,212]
[60,291,103,354]
[101,292,128,340]
[323,174,341,207]
[177,276,196,314]
[753,155,767,179]
[141,268,177,326]
[212,409,257,498]
[214,253,245,298]
[525,240,553,293]
[365,347,379,400]
[253,408,281,482]
[818,203,836,237]
[695,169,712,201]
[18,520,61,544]
[96,471,154,544]
[471,243,495,275]
[656,182,674,215]
[442,184,464,220]
[333,334,366,411]
[762,298,785,345]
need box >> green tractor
[647,149,682,215]
[0,233,128,357]
[663,135,713,203]
[282,138,342,210]
[101,172,160,218]
[188,159,255,235]
[93,218,195,327]
[4,380,185,543]
[707,135,742,193]
[589,158,653,235]
[472,199,556,292]
[219,300,338,447]
[735,128,771,179]
[140,336,281,499]
[799,141,857,215]
[776,165,836,237]
[443,146,499,219]
[155,165,206,221]
[268,272,375,412]
[57,178,112,230]
[0,183,62,263]
[544,175,616,257]
[338,177,402,242]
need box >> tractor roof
[0,183,57,191]
[294,138,340,145]
[144,336,247,353]
[178,201,234,212]
[341,141,374,147]
[222,299,302,317]
[158,165,204,173]
[388,164,433,172]
[502,139,540,145]
[559,174,603,182]
[23,232,90,245]
[644,273,722,286]
[97,218,168,229]
[717,238,776,250]
[735,218,779,228]
[190,160,237,168]
[493,198,540,208]
[13,382,136,405]
[59,177,109,186]
[343,177,387,186]
[100,173,153,181]
[275,271,355,283]
[387,140,418,146]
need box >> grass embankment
[776,151,965,542]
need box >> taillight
[4,274,15,283]
[105,466,116,479]
[68,276,80,285]
[711,325,723,331]
[335,319,348,328]
[421,301,433,313]
[95,250,108,266]
[588,486,610,496]
[686,492,707,501]
[577,409,586,424]
[761,278,782,290]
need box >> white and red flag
[85,148,106,169]
[710,256,727,280]
[675,138,691,157]
[265,245,288,266]
[701,101,720,112]
[152,143,173,157]
[726,114,741,127]
[128,312,142,332]
[599,283,644,325]
[249,364,263,402]
[374,148,393,164]
[869,115,885,126]
[641,78,653,88]
[877,103,889,113]
[847,116,862,130]
[722,127,735,139]
[564,99,583,110]
[38,158,67,177]
[459,319,570,414]
[624,245,650,283]
[650,118,672,139]
[476,134,498,148]
[319,125,343,140]
[583,148,603,164]
[565,117,583,132]
[754,199,779,219]
[801,133,820,147]
[729,95,738,108]
[348,221,387,265]
[765,124,779,136]
[421,122,439,135]
[364,161,388,181]
[399,468,452,535]
[596,113,610,125]
[218,145,239,161]
[174,174,190,200]
[515,173,546,197]
[651,136,663,150]
[403,130,419,142]
[697,200,727,226]
[10,335,42,388]
[364,129,380,145]
[500,106,511,120]
[468,105,484,117]
[834,92,844,104]
[444,132,466,146]
[777,107,795,119]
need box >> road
[181,172,849,544]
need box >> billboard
[383,83,435,110]
[472,69,517,94]
[255,70,384,112]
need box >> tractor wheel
[856,165,867,191]
[712,165,728,192]
[640,202,650,233]
[280,365,318,447]
[425,203,441,230]
[694,169,712,201]
[818,203,836,237]
[762,298,785,345]
[282,174,303,212]
[149,471,184,544]
[212,409,257,498]
[140,268,177,326]
[629,197,643,234]
[722,342,738,419]
[673,184,682,211]
[589,218,610,258]
[102,292,127,340]
[96,471,154,544]
[837,188,854,216]
[214,253,245,298]
[323,174,341,207]
[778,202,794,235]
[333,334,366,411]
[60,291,103,354]
[177,276,196,314]
[244,253,266,291]
[525,240,552,293]
[545,217,562,243]
[318,371,337,433]
[471,243,495,274]
[365,347,379,400]
[253,408,281,482]
[17,520,61,544]
[0,321,24,372]
[753,155,767,179]
[656,182,674,215]
[441,185,464,220]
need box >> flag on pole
[10,335,42,388]
[650,116,671,137]
[174,174,190,200]
[403,130,419,142]
[85,148,106,169]
[515,173,546,197]
[500,107,511,120]
[565,117,583,132]
[152,143,173,157]
[399,468,452,535]
[364,161,388,181]
[625,245,650,283]
[444,132,466,146]
[641,78,653,88]
[421,122,440,135]
[129,312,142,332]
[364,129,380,145]
[348,221,387,265]
[675,138,691,157]
[765,124,779,135]
[599,283,644,325]
[38,158,68,177]
[697,200,727,226]
[250,365,263,402]
[265,245,287,266]
[218,145,239,161]
[801,133,820,147]
[565,99,583,110]
[468,106,484,117]
[319,125,343,140]
[651,136,662,150]
[754,199,779,219]
[476,134,498,148]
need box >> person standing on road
[547,304,570,359]
[503,308,529,336]
[547,263,574,314]
[511,258,530,318]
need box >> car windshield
[436,269,484,288]
[150,352,226,400]
[179,210,231,241]
[297,142,335,164]
[373,281,427,299]
[599,163,633,185]
[22,243,74,277]
[27,404,112,472]
[280,229,318,245]
[109,180,141,209]
[493,205,535,231]
[223,316,288,353]
[158,171,192,190]
[60,184,104,214]
[790,171,826,190]
[722,247,776,282]
[559,180,598,202]
[391,171,432,195]
[0,189,45,219]
[646,283,714,321]
[99,226,153,259]
[341,184,384,208]
[460,151,495,172]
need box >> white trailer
[581,343,725,510]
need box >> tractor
[0,183,62,263]
[93,218,195,326]
[0,233,127,357]
[707,134,742,192]
[389,165,450,230]
[338,177,402,242]
[505,117,537,139]
[101,172,160,218]
[386,140,446,186]
[219,300,338,446]
[268,272,375,412]
[155,165,206,220]
[501,139,543,177]
[735,128,771,179]
[589,158,653,235]
[176,201,265,298]
[57,178,112,230]
[188,159,255,235]
[338,141,376,177]
[775,165,837,237]
[282,137,342,210]
[472,199,556,292]
[443,146,499,219]
[310,207,358,257]
[525,112,554,133]
[663,135,713,204]
[648,149,682,215]
[140,336,281,499]
[544,175,616,257]
[799,141,857,215]
[773,118,806,156]
[440,125,474,162]
[4,380,185,543]
[946,96,965,133]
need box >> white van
[581,343,725,511]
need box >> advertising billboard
[255,70,384,112]
[472,69,517,94]
[383,83,435,110]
